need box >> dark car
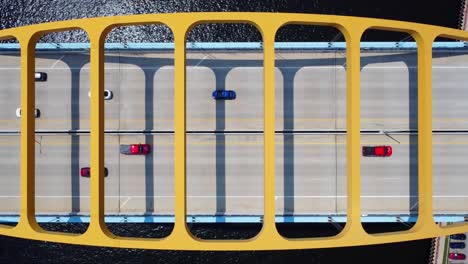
[450,242,466,249]
[212,90,236,100]
[362,145,393,157]
[80,167,109,177]
[451,234,467,240]
[449,253,466,260]
[35,72,47,81]
[120,144,151,155]
[16,108,40,118]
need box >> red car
[449,253,466,260]
[80,167,108,177]
[362,146,392,157]
[120,143,151,155]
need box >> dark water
[0,223,432,264]
[0,0,464,42]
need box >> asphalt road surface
[0,49,467,217]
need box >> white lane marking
[194,55,208,67]
[120,196,131,209]
[50,55,65,69]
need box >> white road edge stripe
[1,195,467,198]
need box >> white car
[16,108,40,118]
[88,89,113,100]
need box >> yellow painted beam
[169,21,192,244]
[411,29,437,233]
[16,31,40,233]
[0,12,467,250]
[85,26,115,240]
[339,24,367,240]
[256,21,281,244]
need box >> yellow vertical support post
[17,33,39,231]
[342,26,366,237]
[171,27,189,240]
[87,28,107,235]
[413,31,436,231]
[260,28,278,239]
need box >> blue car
[450,242,466,249]
[451,234,467,240]
[212,90,236,100]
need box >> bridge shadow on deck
[23,48,466,238]
[33,52,90,234]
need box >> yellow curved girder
[0,12,467,250]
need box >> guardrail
[1,42,468,50]
[0,215,466,224]
[1,12,468,250]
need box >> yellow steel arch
[0,12,467,250]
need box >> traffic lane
[0,133,467,215]
[34,135,120,214]
[1,51,468,131]
[359,134,468,214]
[0,136,20,213]
[121,64,464,131]
[11,53,126,131]
[83,135,121,214]
[138,64,468,131]
[118,65,175,132]
[185,66,219,131]
[109,52,175,131]
[360,134,418,214]
[277,66,346,131]
[118,134,174,214]
[109,134,339,215]
[433,67,468,130]
[0,54,20,131]
[267,133,420,215]
[275,134,342,214]
[222,67,268,131]
[34,53,92,131]
[83,133,468,216]
[361,62,417,131]
[35,136,76,213]
[79,60,121,130]
[118,65,272,132]
[0,53,121,131]
[277,51,418,131]
[433,135,468,213]
[122,134,342,215]
[187,51,342,131]
[186,134,264,215]
[90,51,468,131]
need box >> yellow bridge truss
[0,12,467,250]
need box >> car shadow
[361,50,418,233]
[32,52,90,233]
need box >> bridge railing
[0,12,467,250]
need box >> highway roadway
[0,134,467,215]
[0,49,467,217]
